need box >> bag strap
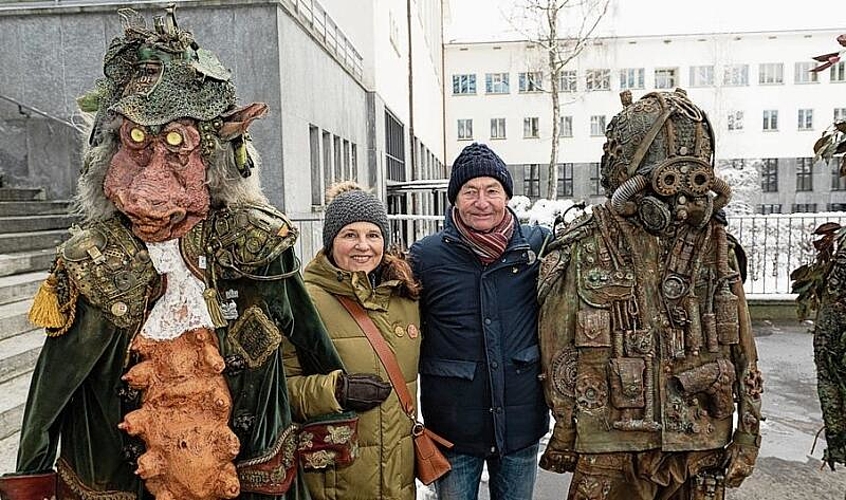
[335,295,415,417]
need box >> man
[537,89,763,499]
[0,7,349,500]
[410,143,550,500]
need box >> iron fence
[290,212,846,296]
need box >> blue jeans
[434,443,539,500]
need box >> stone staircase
[0,187,75,472]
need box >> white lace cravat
[140,239,215,340]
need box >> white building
[444,28,846,214]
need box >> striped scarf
[452,207,515,265]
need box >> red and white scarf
[452,207,515,265]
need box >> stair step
[0,229,68,254]
[0,201,71,217]
[0,371,32,440]
[0,271,47,306]
[0,249,55,278]
[0,432,17,473]
[0,300,35,343]
[0,329,44,384]
[0,214,77,234]
[0,188,45,201]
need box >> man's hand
[724,442,758,488]
[335,373,392,412]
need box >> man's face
[104,118,210,242]
[455,176,508,232]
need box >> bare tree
[508,0,610,200]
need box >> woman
[284,181,421,500]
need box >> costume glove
[724,441,758,487]
[336,373,392,412]
[538,426,578,473]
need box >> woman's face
[331,221,384,274]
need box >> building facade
[0,0,446,253]
[444,29,846,213]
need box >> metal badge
[407,324,419,339]
[394,325,405,337]
[221,300,239,321]
[225,289,239,300]
[111,301,129,317]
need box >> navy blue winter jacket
[409,209,551,456]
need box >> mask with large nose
[104,118,210,242]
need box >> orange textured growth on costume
[120,328,241,500]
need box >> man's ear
[219,103,268,141]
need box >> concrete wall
[0,0,368,216]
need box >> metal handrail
[0,93,81,132]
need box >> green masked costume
[0,7,345,500]
[537,90,763,500]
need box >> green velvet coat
[14,210,344,500]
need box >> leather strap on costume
[0,472,56,500]
[334,295,453,449]
[56,460,135,500]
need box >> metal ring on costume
[685,165,714,196]
[651,163,683,197]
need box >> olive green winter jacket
[284,251,421,500]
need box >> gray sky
[445,0,844,42]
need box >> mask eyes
[165,131,184,146]
[129,127,146,143]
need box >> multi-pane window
[762,110,778,131]
[723,64,749,86]
[523,164,540,197]
[728,111,744,131]
[590,115,606,136]
[457,119,473,140]
[490,118,506,139]
[760,158,778,192]
[589,162,603,196]
[519,72,543,92]
[485,73,510,94]
[452,74,476,94]
[585,69,611,91]
[559,116,573,137]
[798,109,814,130]
[758,204,782,215]
[796,157,814,191]
[795,62,819,83]
[726,159,746,169]
[619,68,645,90]
[385,111,405,181]
[559,70,577,92]
[689,65,715,87]
[829,203,846,211]
[831,62,846,82]
[759,63,784,84]
[792,203,818,213]
[654,68,678,89]
[832,159,846,190]
[523,117,540,138]
[835,108,846,122]
[557,163,574,197]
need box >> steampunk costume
[538,89,763,500]
[792,222,846,470]
[0,7,344,500]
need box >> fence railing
[289,212,846,296]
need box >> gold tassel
[203,287,228,328]
[28,276,66,329]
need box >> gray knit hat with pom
[323,182,390,253]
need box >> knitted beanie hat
[447,142,513,203]
[323,182,390,253]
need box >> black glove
[336,373,392,412]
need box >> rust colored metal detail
[551,347,579,398]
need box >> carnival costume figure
[0,6,346,500]
[537,89,764,500]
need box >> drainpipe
[407,0,415,180]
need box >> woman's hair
[380,247,421,300]
[74,115,268,222]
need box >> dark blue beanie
[447,142,513,203]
